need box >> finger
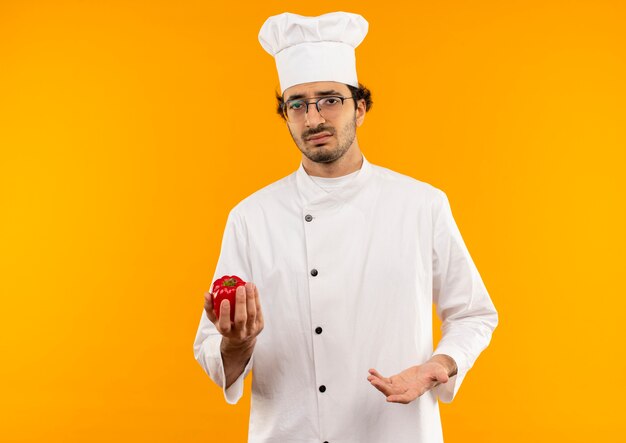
[233,286,247,329]
[368,368,390,383]
[218,299,232,332]
[368,377,400,397]
[254,284,264,326]
[204,291,217,323]
[389,385,424,403]
[386,393,413,404]
[372,374,409,395]
[203,291,212,310]
[245,282,257,330]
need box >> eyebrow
[285,90,343,101]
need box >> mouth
[306,132,333,144]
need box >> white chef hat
[258,11,369,94]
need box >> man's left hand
[367,355,457,404]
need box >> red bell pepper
[211,275,247,322]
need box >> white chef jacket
[193,154,498,443]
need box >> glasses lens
[318,96,345,121]
[285,100,306,122]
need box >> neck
[302,143,364,178]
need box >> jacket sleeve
[193,208,254,405]
[430,189,498,403]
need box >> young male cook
[194,11,498,443]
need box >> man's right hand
[204,281,264,351]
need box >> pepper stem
[223,278,238,287]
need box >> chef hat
[258,11,369,94]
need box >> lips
[306,132,332,142]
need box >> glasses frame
[281,95,355,122]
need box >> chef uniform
[194,12,498,443]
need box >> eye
[321,97,340,106]
[287,100,305,111]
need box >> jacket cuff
[205,335,254,405]
[221,348,254,405]
[430,347,469,403]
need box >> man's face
[283,81,365,164]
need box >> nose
[304,103,326,127]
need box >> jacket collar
[295,154,374,210]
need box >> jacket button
[310,269,318,277]
[305,214,313,222]
[315,326,323,334]
[319,385,326,393]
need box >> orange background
[1,1,625,442]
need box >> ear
[355,98,366,127]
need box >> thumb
[435,366,449,384]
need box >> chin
[309,150,345,163]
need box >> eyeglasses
[282,96,354,123]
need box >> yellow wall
[1,1,624,441]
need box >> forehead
[283,81,351,101]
